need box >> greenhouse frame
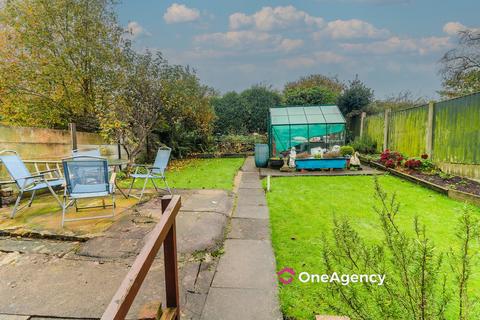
[268,105,346,157]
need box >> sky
[117,0,479,100]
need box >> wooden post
[426,101,435,158]
[359,112,367,138]
[383,109,390,151]
[69,123,77,151]
[162,196,180,320]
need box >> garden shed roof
[269,105,346,126]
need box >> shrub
[351,136,377,154]
[321,178,479,319]
[214,134,266,154]
[404,158,422,169]
[379,149,403,168]
[339,145,354,157]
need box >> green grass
[266,175,480,320]
[119,158,244,191]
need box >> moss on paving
[0,196,138,237]
[266,174,480,320]
[119,158,245,191]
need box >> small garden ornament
[350,152,361,166]
[289,147,296,168]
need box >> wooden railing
[101,195,182,320]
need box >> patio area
[0,189,234,319]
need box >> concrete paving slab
[176,211,227,254]
[0,251,208,320]
[234,205,269,219]
[241,158,258,173]
[78,237,141,259]
[179,190,233,216]
[201,287,282,320]
[238,180,263,189]
[228,218,270,240]
[236,195,266,207]
[0,237,78,257]
[240,173,262,183]
[237,188,265,197]
[211,239,276,289]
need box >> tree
[212,92,248,135]
[285,74,344,94]
[240,85,281,133]
[98,48,163,163]
[283,86,338,106]
[283,74,343,106]
[0,0,124,130]
[337,76,374,116]
[157,62,216,158]
[440,30,480,98]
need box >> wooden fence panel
[388,105,428,157]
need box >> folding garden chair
[0,150,64,218]
[62,156,116,227]
[128,146,172,201]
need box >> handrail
[101,195,182,320]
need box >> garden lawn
[266,175,480,320]
[119,158,244,191]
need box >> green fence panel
[388,105,428,157]
[364,113,384,152]
[433,93,480,164]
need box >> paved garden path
[201,157,282,320]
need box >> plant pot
[269,159,284,169]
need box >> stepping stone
[234,205,269,219]
[229,218,270,240]
[212,239,276,289]
[201,287,282,320]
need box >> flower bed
[360,150,480,201]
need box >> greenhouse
[268,105,346,157]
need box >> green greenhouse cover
[268,105,346,155]
[269,105,346,125]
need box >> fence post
[359,112,366,138]
[162,196,180,319]
[383,109,390,151]
[69,123,77,151]
[426,101,435,158]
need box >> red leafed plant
[379,149,403,168]
[404,159,422,169]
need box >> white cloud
[315,19,390,40]
[340,36,451,55]
[443,22,467,36]
[278,38,304,52]
[126,21,148,38]
[278,51,346,69]
[195,30,280,48]
[164,3,200,24]
[229,5,324,31]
